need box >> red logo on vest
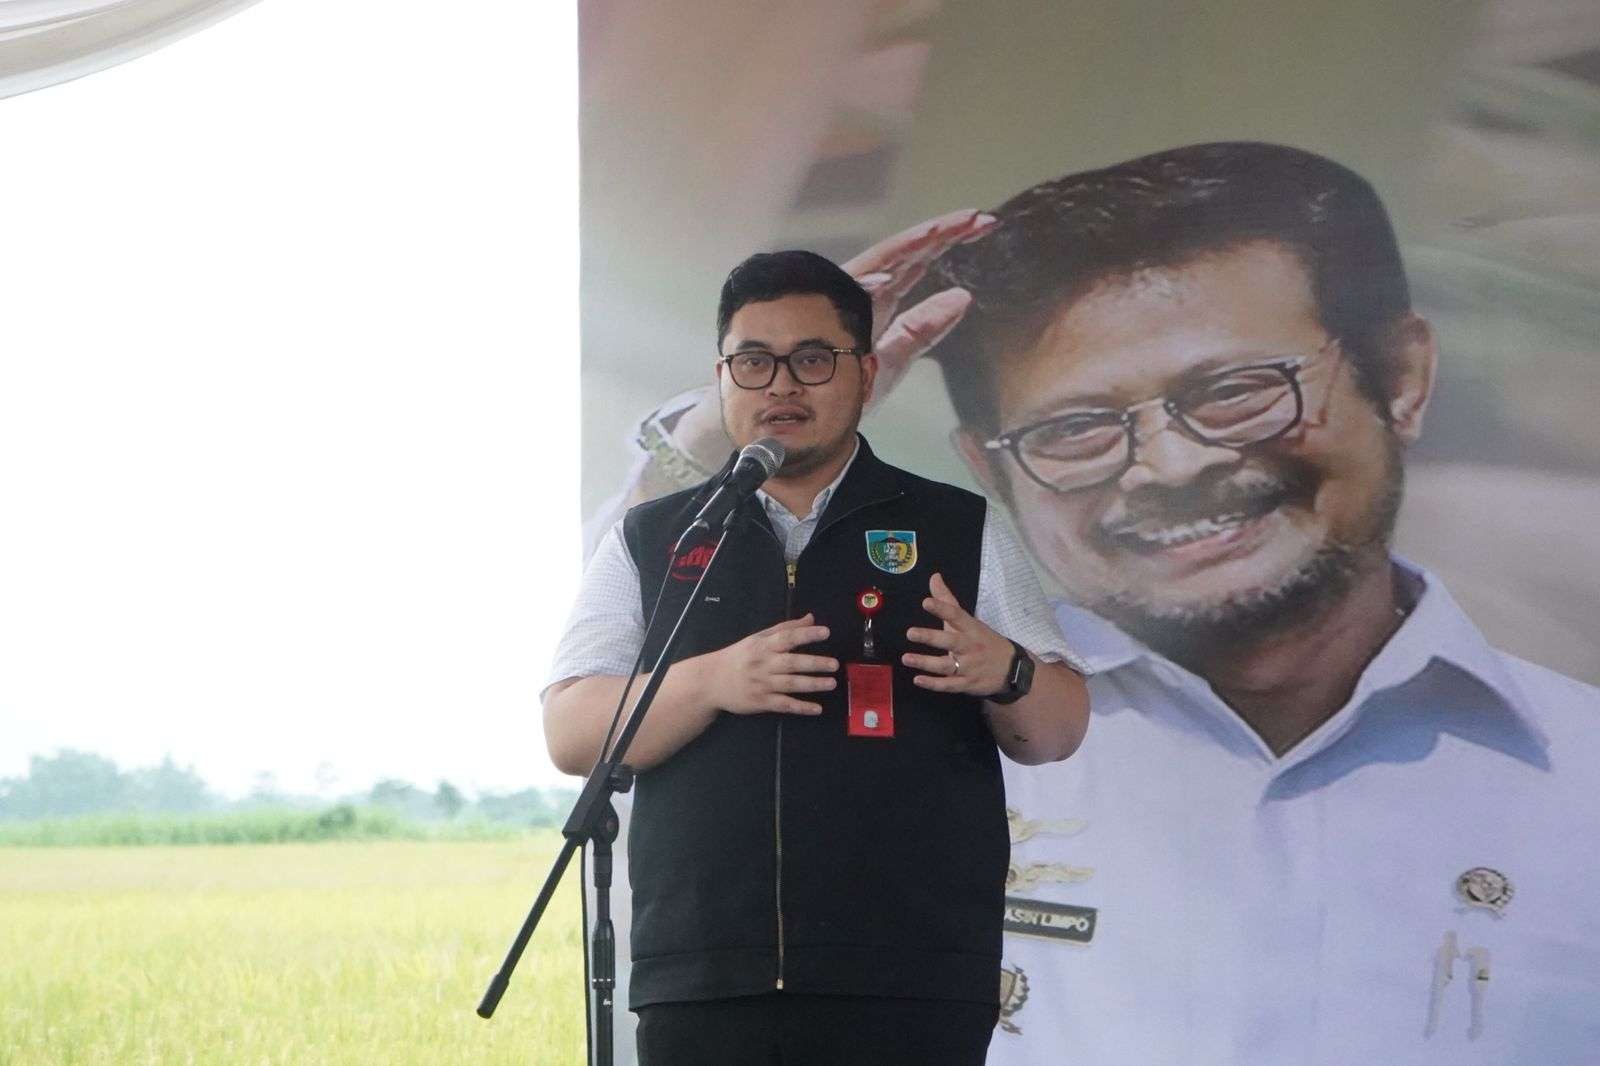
[669,540,716,582]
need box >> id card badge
[848,586,894,738]
[847,663,895,738]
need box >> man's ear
[952,425,1006,499]
[859,351,880,407]
[1384,313,1437,445]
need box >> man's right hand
[544,613,837,773]
[706,613,838,716]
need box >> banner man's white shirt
[992,562,1600,1065]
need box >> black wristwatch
[986,640,1035,705]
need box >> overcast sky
[0,2,580,798]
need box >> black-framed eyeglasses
[984,338,1343,494]
[719,345,865,390]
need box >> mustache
[758,404,814,420]
[1099,467,1310,536]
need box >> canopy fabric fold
[0,0,262,99]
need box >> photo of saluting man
[614,142,1600,1064]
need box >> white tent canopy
[0,0,260,98]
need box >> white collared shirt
[992,562,1600,1065]
[753,437,859,563]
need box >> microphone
[683,438,785,537]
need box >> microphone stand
[478,508,741,1066]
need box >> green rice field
[0,836,587,1065]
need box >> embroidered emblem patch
[998,962,1030,1034]
[865,530,917,574]
[1004,896,1098,945]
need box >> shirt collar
[1359,558,1542,737]
[1053,558,1547,764]
[755,438,860,523]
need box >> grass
[0,807,529,847]
[0,835,588,1064]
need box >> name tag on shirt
[1004,896,1098,945]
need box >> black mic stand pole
[477,509,741,1066]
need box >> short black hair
[923,142,1413,433]
[717,250,873,351]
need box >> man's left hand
[903,572,1015,696]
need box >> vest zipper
[769,496,897,990]
[775,558,797,989]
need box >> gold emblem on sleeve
[1006,808,1087,845]
[1007,861,1094,891]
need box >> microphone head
[740,437,786,478]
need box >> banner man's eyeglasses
[983,337,1344,493]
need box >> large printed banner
[579,1,1600,1061]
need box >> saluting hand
[844,209,997,407]
[709,614,838,716]
[903,573,1014,697]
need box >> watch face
[989,643,1034,704]
[1013,649,1035,693]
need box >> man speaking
[542,250,1090,1066]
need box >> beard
[724,387,867,480]
[1087,441,1405,661]
[778,431,855,478]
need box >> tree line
[0,750,575,828]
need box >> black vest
[620,437,1006,1008]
